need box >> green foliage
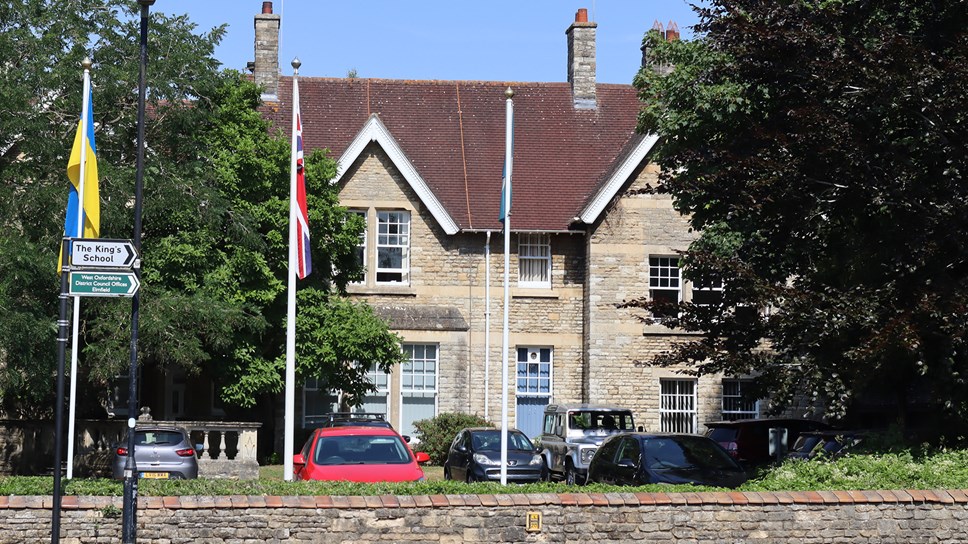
[748,449,968,491]
[630,0,968,429]
[411,412,493,464]
[0,1,401,415]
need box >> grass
[5,448,968,496]
[258,464,444,481]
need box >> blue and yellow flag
[59,88,99,271]
[65,88,99,239]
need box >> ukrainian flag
[64,88,99,240]
[59,88,99,272]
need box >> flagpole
[65,60,92,481]
[283,58,301,482]
[484,231,491,421]
[500,87,514,486]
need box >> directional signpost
[70,239,139,269]
[69,270,140,297]
[68,239,141,298]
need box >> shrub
[411,412,492,464]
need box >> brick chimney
[566,8,597,109]
[641,20,679,76]
[253,1,280,99]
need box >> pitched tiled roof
[263,77,643,232]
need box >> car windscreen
[568,411,635,432]
[313,435,410,465]
[705,427,738,442]
[642,436,742,471]
[470,430,534,451]
[792,435,824,453]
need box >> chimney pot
[575,8,588,23]
[651,19,664,34]
[666,21,680,41]
[262,1,272,14]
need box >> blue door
[516,396,549,440]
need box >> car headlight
[580,447,597,464]
[473,453,500,466]
[529,454,543,466]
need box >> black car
[787,430,867,460]
[586,433,747,488]
[112,425,199,480]
[704,418,830,464]
[444,427,545,483]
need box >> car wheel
[443,466,451,480]
[565,461,580,485]
[465,469,475,483]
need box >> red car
[293,426,430,482]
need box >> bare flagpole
[500,87,514,486]
[283,58,301,481]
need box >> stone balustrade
[0,419,260,479]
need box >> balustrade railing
[0,419,262,479]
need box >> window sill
[511,287,558,299]
[347,284,417,297]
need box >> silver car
[112,425,199,480]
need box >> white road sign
[70,239,139,269]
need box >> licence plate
[140,472,169,479]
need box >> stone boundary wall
[3,490,968,543]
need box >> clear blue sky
[154,0,701,84]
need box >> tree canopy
[631,0,968,429]
[0,0,403,417]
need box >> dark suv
[314,412,394,429]
[704,418,830,464]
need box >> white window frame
[649,256,682,317]
[398,343,439,433]
[518,233,551,288]
[659,378,697,433]
[722,378,760,421]
[515,347,553,397]
[692,278,724,306]
[358,362,391,415]
[376,210,410,284]
[348,209,367,284]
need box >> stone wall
[5,490,968,543]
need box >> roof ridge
[277,75,634,88]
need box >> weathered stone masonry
[6,490,968,543]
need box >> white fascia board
[578,133,660,225]
[333,114,460,235]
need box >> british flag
[293,78,311,279]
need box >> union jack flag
[293,78,311,279]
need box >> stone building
[252,3,774,441]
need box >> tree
[0,0,403,417]
[630,1,968,430]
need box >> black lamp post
[121,1,154,542]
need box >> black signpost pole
[121,2,154,542]
[50,239,71,544]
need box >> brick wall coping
[3,489,967,510]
